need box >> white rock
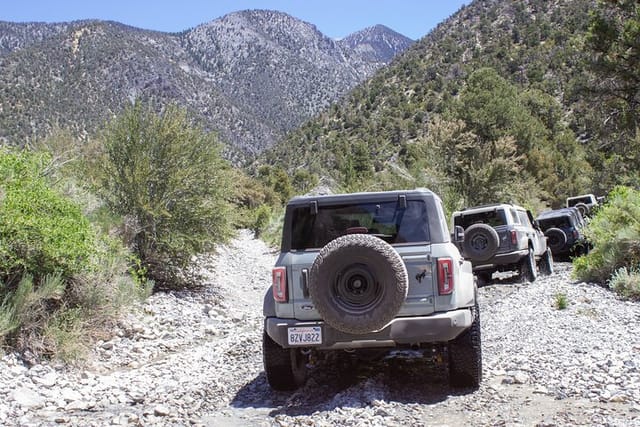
[12,387,45,409]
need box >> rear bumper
[472,249,528,271]
[551,239,588,256]
[264,308,474,350]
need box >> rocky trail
[1,230,639,426]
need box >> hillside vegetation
[0,13,412,161]
[262,0,638,211]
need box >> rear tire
[263,331,308,390]
[476,271,493,286]
[539,249,554,276]
[449,303,482,389]
[575,202,590,218]
[519,247,537,283]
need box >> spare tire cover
[309,234,408,335]
[545,227,567,252]
[463,223,500,262]
[574,202,590,217]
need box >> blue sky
[1,1,470,40]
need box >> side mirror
[452,225,465,243]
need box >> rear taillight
[573,229,579,239]
[437,258,454,295]
[510,230,518,245]
[272,267,287,303]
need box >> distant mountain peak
[340,24,414,63]
[0,10,412,158]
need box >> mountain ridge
[0,11,413,159]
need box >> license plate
[287,326,322,346]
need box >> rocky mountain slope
[262,0,604,194]
[0,12,413,159]
[339,24,414,64]
[1,231,638,426]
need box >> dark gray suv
[536,208,589,259]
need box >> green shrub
[0,273,65,355]
[554,292,568,310]
[252,204,272,238]
[0,150,95,286]
[573,186,640,285]
[95,101,233,289]
[608,267,640,301]
[43,307,86,363]
[0,148,152,361]
[259,206,286,249]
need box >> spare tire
[309,234,408,335]
[462,224,500,262]
[574,202,590,217]
[545,228,567,253]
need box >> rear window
[454,209,507,229]
[567,196,594,207]
[538,215,572,231]
[290,200,430,250]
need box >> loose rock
[0,231,636,426]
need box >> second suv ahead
[536,208,589,259]
[452,203,553,284]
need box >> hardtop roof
[286,188,439,207]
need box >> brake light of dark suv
[437,258,454,295]
[272,267,288,302]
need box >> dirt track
[2,231,639,426]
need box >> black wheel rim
[332,263,383,314]
[470,234,489,251]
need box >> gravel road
[1,230,639,426]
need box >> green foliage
[0,273,65,355]
[586,0,640,190]
[573,186,640,285]
[257,165,294,203]
[554,292,568,310]
[608,267,640,301]
[449,67,590,207]
[227,168,279,231]
[252,204,272,238]
[96,101,233,289]
[0,150,95,286]
[0,145,153,361]
[43,307,87,363]
[341,141,374,190]
[258,206,286,249]
[292,169,319,194]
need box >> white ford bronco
[451,203,553,284]
[566,193,599,218]
[262,189,481,390]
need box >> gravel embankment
[0,230,638,426]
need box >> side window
[396,201,429,243]
[517,210,531,227]
[510,209,519,224]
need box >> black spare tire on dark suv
[309,234,409,335]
